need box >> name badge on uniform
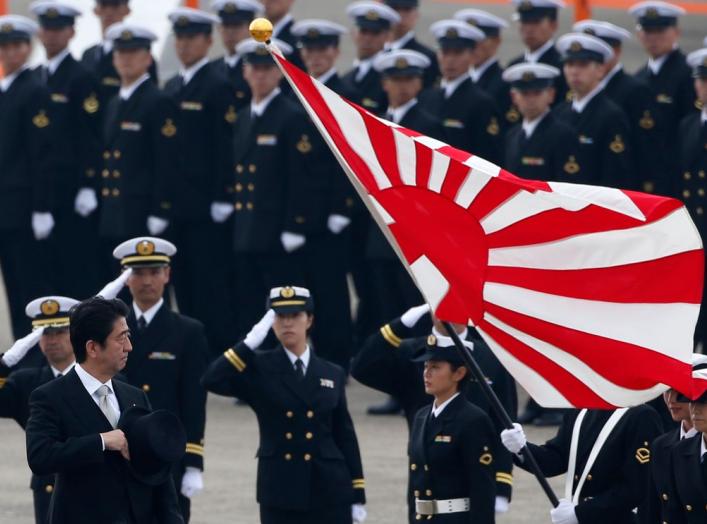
[320,378,335,389]
[148,352,176,360]
[51,93,68,103]
[521,157,545,166]
[443,119,464,129]
[656,93,673,104]
[435,435,452,443]
[181,101,203,111]
[578,135,593,145]
[102,77,121,87]
[121,121,142,132]
[257,134,277,146]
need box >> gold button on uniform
[425,489,432,496]
[112,188,120,197]
[410,464,417,471]
[685,504,692,511]
[306,410,314,418]
[661,493,668,501]
[684,171,691,180]
[587,474,593,481]
[416,515,422,521]
[103,151,110,160]
[304,453,312,461]
[142,384,150,392]
[235,183,243,192]
[306,432,313,440]
[414,490,420,497]
[113,170,120,178]
[683,190,691,198]
[285,432,292,440]
[113,150,121,159]
[101,188,110,197]
[247,183,255,191]
[284,453,292,461]
[45,485,53,494]
[235,202,243,211]
[424,465,429,471]
[246,202,253,210]
[698,207,704,215]
[102,169,109,178]
[286,411,294,418]
[248,164,256,173]
[236,164,244,173]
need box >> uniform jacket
[211,56,251,112]
[409,395,497,523]
[668,433,707,524]
[124,304,208,470]
[163,63,237,222]
[643,428,682,524]
[100,80,179,238]
[202,343,366,511]
[473,60,517,131]
[675,113,707,237]
[341,64,387,114]
[26,368,183,524]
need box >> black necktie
[294,359,305,380]
[137,316,147,332]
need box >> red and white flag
[269,44,707,408]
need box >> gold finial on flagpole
[249,18,273,43]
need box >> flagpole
[441,321,560,507]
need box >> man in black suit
[202,286,367,524]
[31,1,103,299]
[26,296,183,524]
[113,237,208,522]
[163,7,237,353]
[0,15,54,339]
[0,296,78,524]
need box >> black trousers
[260,504,352,524]
[33,486,51,524]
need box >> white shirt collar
[119,73,150,101]
[680,421,698,440]
[250,87,281,117]
[524,39,556,63]
[102,39,113,54]
[46,48,71,76]
[75,363,115,397]
[387,31,415,51]
[701,433,706,457]
[133,298,164,326]
[701,108,707,125]
[523,110,550,139]
[432,392,460,418]
[225,53,240,69]
[353,55,377,82]
[316,67,338,85]
[180,56,210,86]
[440,72,470,98]
[599,62,623,90]
[50,361,75,378]
[0,65,29,92]
[470,57,497,83]
[386,98,418,124]
[572,82,604,114]
[283,345,311,372]
[272,13,293,38]
[647,44,678,75]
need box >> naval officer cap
[30,1,81,29]
[106,22,157,50]
[236,37,292,65]
[211,0,263,25]
[26,296,79,330]
[453,9,508,38]
[373,49,430,77]
[511,0,565,22]
[113,237,177,268]
[169,7,220,36]
[557,32,614,63]
[268,286,314,314]
[431,19,485,49]
[503,62,560,90]
[291,19,347,49]
[687,48,707,79]
[346,1,400,32]
[573,19,632,48]
[0,15,39,43]
[628,1,685,29]
[411,333,465,366]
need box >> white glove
[551,499,578,524]
[32,212,55,240]
[501,423,527,454]
[351,504,367,523]
[96,268,133,300]
[147,215,169,236]
[281,231,306,253]
[327,214,351,234]
[180,467,203,499]
[74,187,98,217]
[210,202,234,223]
[243,309,275,350]
[1,327,44,367]
[495,496,510,514]
[401,304,431,328]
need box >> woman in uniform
[409,333,497,523]
[201,285,367,524]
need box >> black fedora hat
[118,406,186,485]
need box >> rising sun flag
[249,21,707,408]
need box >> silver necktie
[96,384,118,429]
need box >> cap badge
[569,41,582,52]
[46,8,59,18]
[176,16,190,27]
[40,299,60,316]
[521,71,536,81]
[306,28,320,38]
[466,18,478,26]
[255,45,268,55]
[120,30,134,40]
[445,28,458,38]
[427,334,437,346]
[519,0,533,11]
[136,240,156,256]
[645,7,658,18]
[395,57,409,69]
[1,23,13,33]
[280,287,295,299]
[365,10,380,21]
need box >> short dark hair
[450,362,471,391]
[70,297,129,363]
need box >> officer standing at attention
[163,7,238,353]
[0,296,78,524]
[507,0,568,104]
[342,1,400,113]
[30,1,103,299]
[419,20,503,164]
[0,15,54,339]
[553,33,634,188]
[202,286,367,524]
[408,333,498,523]
[99,23,179,269]
[503,63,576,181]
[382,0,439,88]
[113,237,209,522]
[573,19,662,194]
[210,0,264,111]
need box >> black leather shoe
[367,396,402,415]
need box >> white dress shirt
[251,87,281,117]
[272,13,294,38]
[647,44,678,75]
[283,345,311,374]
[386,31,415,51]
[119,73,150,101]
[102,39,113,55]
[180,56,210,86]
[470,57,497,84]
[571,82,605,114]
[522,110,550,139]
[701,433,706,458]
[316,67,338,85]
[51,361,76,378]
[224,53,240,69]
[133,298,164,327]
[680,422,698,440]
[75,363,121,450]
[46,48,71,76]
[701,108,707,126]
[386,98,418,124]
[524,40,555,63]
[352,56,376,83]
[0,65,29,92]
[599,63,623,91]
[440,73,470,99]
[431,392,460,418]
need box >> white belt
[415,498,470,515]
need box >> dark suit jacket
[669,433,707,524]
[474,60,516,131]
[676,113,707,237]
[26,368,183,524]
[202,343,365,511]
[643,428,682,524]
[341,65,387,114]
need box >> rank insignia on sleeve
[479,452,493,465]
[225,105,237,124]
[32,110,50,128]
[297,135,312,154]
[161,119,177,138]
[83,94,99,114]
[609,135,625,154]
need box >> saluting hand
[400,304,431,328]
[243,309,275,350]
[101,429,130,460]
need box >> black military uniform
[644,425,688,524]
[0,19,54,339]
[202,287,366,523]
[668,433,707,523]
[517,406,662,524]
[271,13,304,72]
[408,338,498,523]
